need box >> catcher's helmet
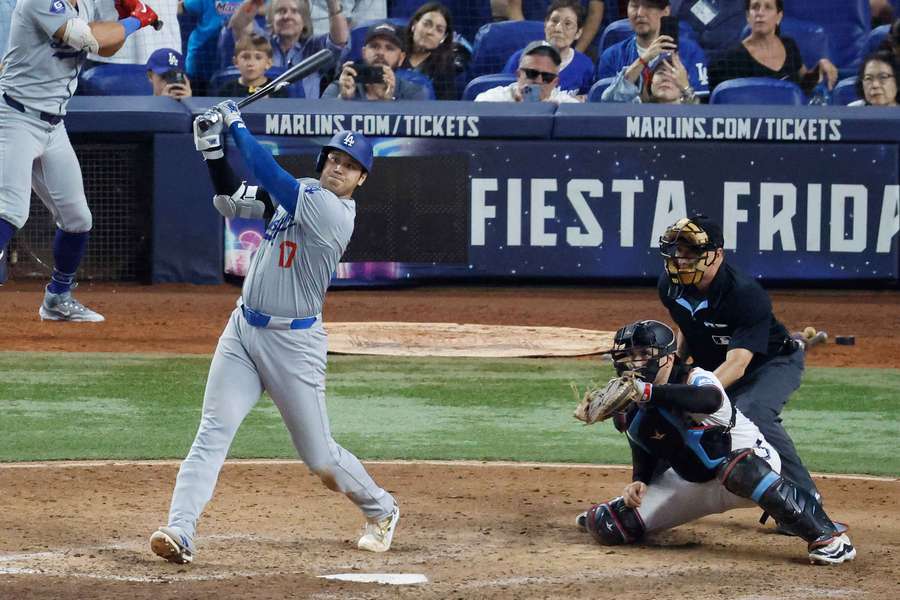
[609,320,677,380]
[315,131,373,174]
[659,215,724,287]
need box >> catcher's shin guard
[585,497,645,545]
[717,449,838,545]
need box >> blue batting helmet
[315,131,373,173]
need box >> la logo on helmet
[342,133,355,147]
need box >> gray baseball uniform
[0,0,96,230]
[165,178,395,541]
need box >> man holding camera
[321,21,428,101]
[597,0,707,95]
[474,40,579,103]
[145,47,192,99]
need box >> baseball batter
[575,320,856,565]
[0,0,158,317]
[149,103,398,565]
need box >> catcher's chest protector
[626,406,732,483]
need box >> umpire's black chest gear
[657,264,793,378]
[626,405,733,484]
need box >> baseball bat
[237,49,335,108]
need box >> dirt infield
[1,282,899,598]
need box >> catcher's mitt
[573,372,643,425]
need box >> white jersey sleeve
[26,0,73,38]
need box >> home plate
[318,573,428,585]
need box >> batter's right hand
[194,110,224,160]
[622,481,647,509]
[216,100,243,128]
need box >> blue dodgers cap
[146,48,185,75]
[316,131,374,173]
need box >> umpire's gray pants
[728,348,818,497]
[166,308,396,540]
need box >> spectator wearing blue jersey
[183,0,245,83]
[676,0,746,60]
[502,0,595,96]
[504,0,606,56]
[597,0,709,94]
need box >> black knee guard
[718,449,837,544]
[585,497,645,545]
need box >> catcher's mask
[609,320,677,380]
[659,216,724,287]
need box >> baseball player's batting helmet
[609,320,677,380]
[659,214,724,287]
[315,131,373,173]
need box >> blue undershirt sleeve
[229,122,300,214]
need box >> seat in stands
[783,0,871,70]
[207,66,306,98]
[587,76,616,102]
[832,77,861,106]
[468,20,545,80]
[710,77,804,105]
[79,64,153,95]
[395,68,436,100]
[462,73,517,100]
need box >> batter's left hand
[216,100,243,128]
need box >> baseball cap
[522,40,561,66]
[688,214,724,248]
[634,0,669,8]
[365,22,405,50]
[146,48,185,75]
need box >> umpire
[656,215,818,500]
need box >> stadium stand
[79,64,154,96]
[468,20,546,80]
[709,77,805,105]
[586,76,615,102]
[863,24,892,59]
[832,77,861,106]
[596,18,632,56]
[388,0,491,44]
[783,0,871,70]
[462,73,517,100]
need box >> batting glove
[193,110,223,160]
[216,100,243,128]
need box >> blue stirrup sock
[48,230,89,294]
[0,218,14,253]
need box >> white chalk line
[0,458,895,482]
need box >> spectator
[501,0,595,96]
[598,1,708,95]
[146,48,194,98]
[881,18,900,63]
[88,0,182,66]
[475,39,580,102]
[309,0,386,37]
[212,34,289,97]
[850,50,899,107]
[322,21,430,100]
[504,0,606,56]
[401,2,459,100]
[183,0,245,84]
[707,0,838,95]
[675,0,746,60]
[602,51,699,103]
[230,0,348,98]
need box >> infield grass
[0,352,897,476]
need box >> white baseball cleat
[39,286,105,322]
[808,533,856,565]
[150,526,195,564]
[358,505,400,553]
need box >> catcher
[573,320,856,565]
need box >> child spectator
[502,0,595,96]
[212,34,289,97]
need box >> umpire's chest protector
[627,406,732,483]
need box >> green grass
[0,353,897,476]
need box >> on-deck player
[0,0,159,318]
[149,101,399,565]
[575,320,856,565]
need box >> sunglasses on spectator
[862,73,895,85]
[519,68,557,83]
